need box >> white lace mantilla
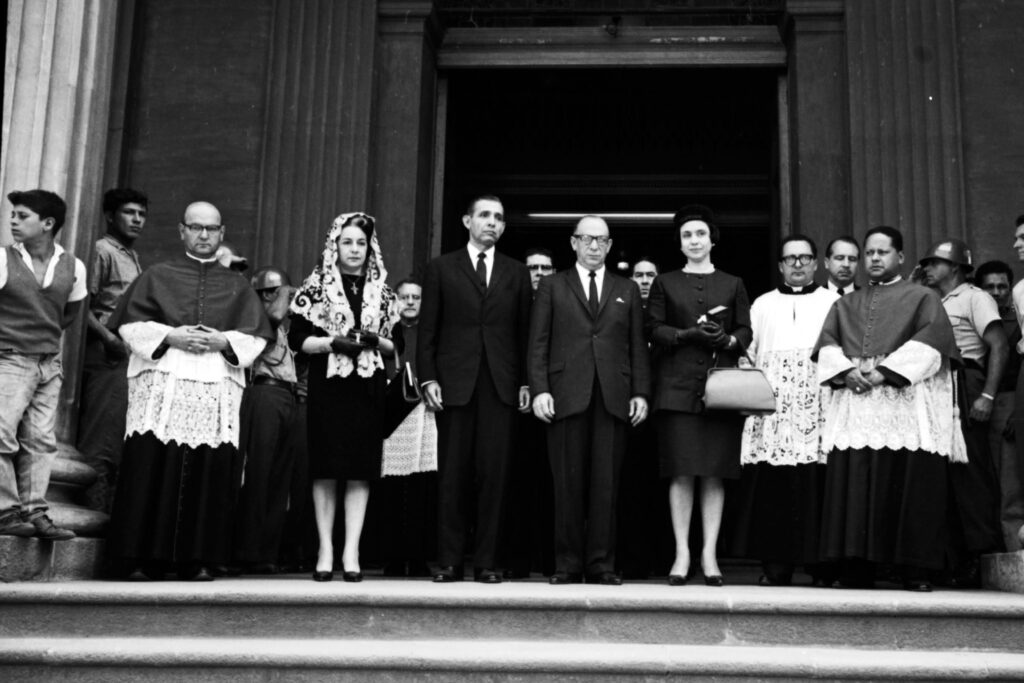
[816,344,967,462]
[119,321,267,448]
[382,403,438,477]
[741,349,830,466]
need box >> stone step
[4,579,1023,652]
[3,638,1024,682]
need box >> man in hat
[106,201,273,581]
[0,190,86,540]
[233,266,297,574]
[920,239,1006,581]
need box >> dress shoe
[180,565,214,582]
[432,566,463,583]
[758,573,791,587]
[343,571,363,582]
[26,514,75,541]
[0,513,35,537]
[548,572,583,585]
[704,575,724,587]
[588,572,623,586]
[312,570,334,582]
[903,579,932,592]
[248,562,278,575]
[127,566,153,582]
[475,568,502,584]
[667,574,688,586]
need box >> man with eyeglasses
[525,247,555,294]
[105,201,273,581]
[528,215,650,585]
[823,237,860,295]
[730,235,838,586]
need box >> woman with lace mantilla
[288,212,397,582]
[646,204,752,587]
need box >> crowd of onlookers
[2,187,1022,593]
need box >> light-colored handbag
[702,349,776,415]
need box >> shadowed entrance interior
[441,67,780,296]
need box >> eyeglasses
[527,264,554,271]
[182,223,223,235]
[780,254,815,266]
[572,234,611,247]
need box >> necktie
[588,271,599,317]
[476,252,487,289]
[837,287,845,296]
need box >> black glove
[676,325,725,348]
[330,335,364,358]
[347,328,379,348]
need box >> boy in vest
[0,190,87,539]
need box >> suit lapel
[565,269,593,317]
[596,274,615,318]
[455,249,486,294]
[487,253,508,297]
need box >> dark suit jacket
[646,269,752,414]
[417,247,532,407]
[528,268,651,422]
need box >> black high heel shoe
[312,570,334,582]
[704,574,724,587]
[343,571,363,582]
[667,574,688,586]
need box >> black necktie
[476,252,487,289]
[588,271,599,317]
[837,286,845,296]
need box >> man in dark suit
[418,195,533,584]
[528,215,651,585]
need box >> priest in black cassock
[106,201,273,581]
[812,226,963,592]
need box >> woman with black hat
[646,204,752,586]
[289,212,397,582]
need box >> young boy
[0,189,87,539]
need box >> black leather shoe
[432,566,463,583]
[189,566,214,582]
[475,568,502,584]
[312,570,334,582]
[704,575,724,587]
[127,566,153,582]
[343,571,363,582]
[903,579,933,592]
[549,572,583,585]
[248,562,278,575]
[667,574,688,586]
[588,572,623,586]
[758,573,791,587]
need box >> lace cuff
[817,345,854,385]
[223,331,267,369]
[119,321,172,360]
[878,340,941,385]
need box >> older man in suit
[529,215,651,585]
[418,194,533,584]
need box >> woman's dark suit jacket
[646,269,752,414]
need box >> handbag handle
[711,337,755,369]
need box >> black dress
[287,277,386,481]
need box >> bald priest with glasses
[105,201,274,581]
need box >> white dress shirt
[575,262,606,302]
[467,244,495,286]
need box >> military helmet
[250,266,291,291]
[918,238,973,272]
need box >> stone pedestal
[982,550,1024,594]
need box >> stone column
[1,0,122,570]
[845,0,966,258]
[253,0,379,284]
[783,1,850,251]
[370,0,440,280]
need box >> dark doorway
[441,68,781,297]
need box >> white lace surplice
[119,321,267,448]
[382,402,438,477]
[741,349,831,466]
[740,288,837,466]
[816,341,967,462]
